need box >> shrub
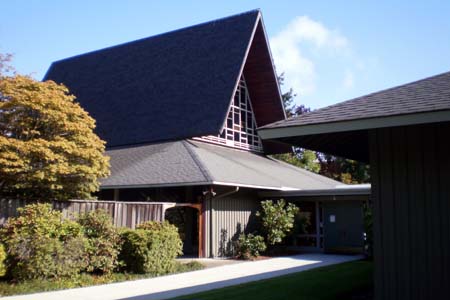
[235,233,266,260]
[119,221,183,275]
[256,199,299,246]
[77,209,121,274]
[173,261,204,273]
[0,244,6,277]
[0,203,88,280]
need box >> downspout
[209,186,240,257]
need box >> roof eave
[101,180,300,191]
[258,109,450,140]
[258,185,371,198]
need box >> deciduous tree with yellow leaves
[0,55,110,200]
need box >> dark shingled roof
[102,140,342,190]
[45,10,260,148]
[261,71,450,129]
[102,141,211,187]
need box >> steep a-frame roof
[44,10,285,150]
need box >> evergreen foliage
[119,221,183,275]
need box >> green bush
[0,203,88,280]
[119,221,182,275]
[257,199,299,246]
[235,233,266,260]
[0,244,6,277]
[77,209,121,274]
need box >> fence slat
[0,199,167,228]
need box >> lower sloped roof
[102,140,342,190]
[102,141,211,188]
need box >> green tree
[275,151,320,173]
[0,55,110,200]
[317,154,370,184]
[274,74,320,173]
[256,199,299,246]
[278,73,297,118]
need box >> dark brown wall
[99,186,205,203]
[369,122,450,300]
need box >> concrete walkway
[3,254,363,300]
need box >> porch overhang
[258,110,450,163]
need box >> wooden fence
[0,199,175,229]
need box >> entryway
[291,201,324,252]
[164,203,203,257]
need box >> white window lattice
[194,76,263,152]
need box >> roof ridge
[46,9,260,71]
[182,140,214,182]
[189,140,295,188]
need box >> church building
[45,10,367,257]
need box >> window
[194,76,263,152]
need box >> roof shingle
[102,140,342,190]
[45,10,260,147]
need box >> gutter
[258,185,371,198]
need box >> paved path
[3,254,363,300]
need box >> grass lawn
[174,260,373,300]
[0,261,203,297]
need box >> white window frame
[194,76,263,152]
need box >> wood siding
[244,21,284,127]
[0,199,167,229]
[369,122,450,300]
[243,21,291,154]
[204,188,260,257]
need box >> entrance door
[165,206,199,257]
[322,201,364,253]
[294,201,324,252]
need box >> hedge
[0,203,88,280]
[119,221,182,275]
[77,209,121,274]
[0,244,6,277]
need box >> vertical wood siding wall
[0,199,166,229]
[204,189,259,257]
[370,122,450,300]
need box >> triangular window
[195,76,263,152]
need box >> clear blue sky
[2,0,450,109]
